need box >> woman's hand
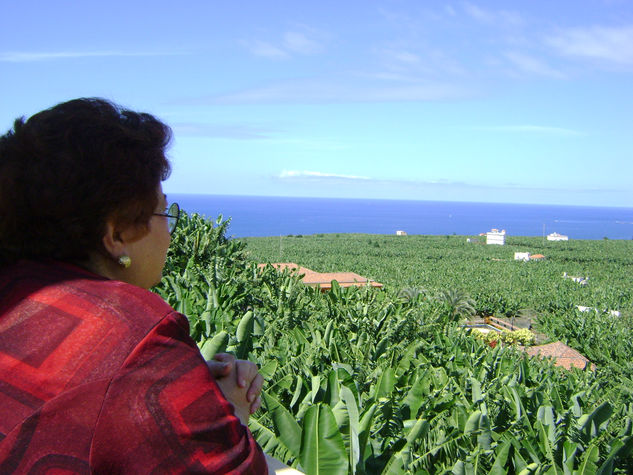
[209,353,263,413]
[207,353,263,424]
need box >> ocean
[169,194,633,240]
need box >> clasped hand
[206,353,263,425]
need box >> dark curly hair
[0,98,172,265]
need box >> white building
[576,305,620,317]
[486,229,506,245]
[395,230,407,236]
[547,232,569,241]
[563,272,589,285]
[514,252,530,261]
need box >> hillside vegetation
[154,213,633,474]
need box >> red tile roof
[258,263,383,290]
[522,341,594,370]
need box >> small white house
[514,252,530,261]
[563,272,589,285]
[486,229,506,245]
[547,232,569,241]
[395,230,407,236]
[576,305,620,317]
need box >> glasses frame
[154,202,180,235]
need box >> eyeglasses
[154,202,180,235]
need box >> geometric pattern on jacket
[0,260,267,474]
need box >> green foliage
[244,233,633,318]
[154,215,633,474]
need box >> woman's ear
[101,220,126,258]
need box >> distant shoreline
[170,194,633,240]
[242,233,615,242]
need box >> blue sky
[2,1,632,207]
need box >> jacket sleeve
[89,311,268,474]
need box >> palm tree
[436,288,476,322]
[398,286,426,303]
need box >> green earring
[118,255,132,268]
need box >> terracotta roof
[530,254,545,259]
[258,263,383,290]
[302,271,365,284]
[521,341,594,371]
[302,272,383,289]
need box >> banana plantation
[154,213,633,474]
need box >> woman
[0,98,268,473]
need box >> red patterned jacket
[0,260,267,474]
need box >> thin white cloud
[376,45,466,78]
[280,170,370,180]
[208,79,469,104]
[462,2,523,27]
[265,137,349,151]
[171,122,274,140]
[472,125,581,136]
[283,32,321,54]
[242,40,289,59]
[462,3,493,23]
[0,50,186,62]
[243,27,325,59]
[361,71,421,83]
[504,51,565,78]
[546,25,633,66]
[392,51,421,65]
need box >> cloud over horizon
[276,170,613,194]
[279,170,370,180]
[0,50,187,62]
[470,125,581,136]
[172,122,275,140]
[203,78,470,105]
